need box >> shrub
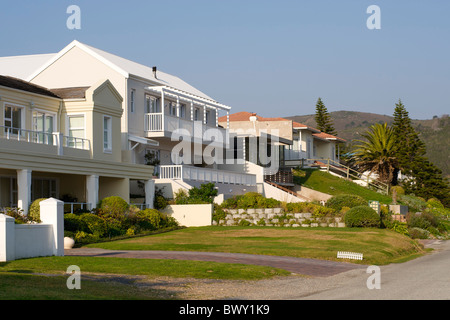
[221,192,281,209]
[64,213,88,233]
[79,213,107,237]
[426,198,444,209]
[408,227,430,239]
[28,198,47,222]
[99,196,129,216]
[390,186,405,196]
[398,194,426,212]
[2,207,29,224]
[154,187,169,210]
[188,183,218,204]
[326,194,367,211]
[344,206,380,228]
[136,208,178,230]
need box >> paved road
[64,248,365,277]
[301,239,450,300]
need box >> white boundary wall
[162,204,213,227]
[0,198,64,262]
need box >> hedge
[326,194,367,211]
[344,206,380,228]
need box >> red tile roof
[219,111,345,142]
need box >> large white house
[0,40,258,202]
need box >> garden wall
[162,204,213,227]
[0,198,64,262]
[216,207,345,228]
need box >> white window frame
[4,103,25,134]
[103,115,112,153]
[66,113,86,148]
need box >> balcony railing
[0,126,91,152]
[159,165,257,186]
[144,113,226,139]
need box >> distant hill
[285,111,450,178]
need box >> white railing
[63,202,91,213]
[159,165,257,186]
[144,114,226,140]
[145,113,163,132]
[337,251,364,260]
[0,126,90,151]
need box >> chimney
[152,66,157,79]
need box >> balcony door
[146,95,160,113]
[32,111,55,145]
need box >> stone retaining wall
[215,208,345,228]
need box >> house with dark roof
[0,41,257,206]
[0,75,154,214]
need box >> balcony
[144,113,227,142]
[0,126,91,156]
[159,165,257,186]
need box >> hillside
[285,111,450,178]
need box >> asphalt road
[300,239,450,300]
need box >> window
[4,104,23,134]
[180,104,186,118]
[167,101,177,116]
[205,110,210,124]
[130,89,135,113]
[68,114,85,148]
[194,108,200,121]
[32,111,55,144]
[103,115,112,152]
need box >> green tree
[352,123,398,185]
[314,97,336,135]
[392,99,426,174]
[391,100,450,206]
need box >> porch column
[86,175,99,210]
[145,179,155,209]
[17,169,32,216]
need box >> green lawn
[0,255,290,300]
[294,168,393,204]
[86,226,424,266]
[0,226,426,299]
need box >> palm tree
[352,123,398,185]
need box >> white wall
[0,198,64,262]
[162,204,213,227]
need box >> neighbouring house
[218,111,346,202]
[0,40,257,203]
[0,75,154,214]
[218,111,346,168]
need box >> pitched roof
[0,53,56,80]
[0,40,214,102]
[313,131,346,142]
[292,121,321,133]
[0,75,61,99]
[81,42,214,101]
[218,111,289,122]
[219,111,346,142]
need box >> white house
[0,40,257,201]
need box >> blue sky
[0,0,449,120]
